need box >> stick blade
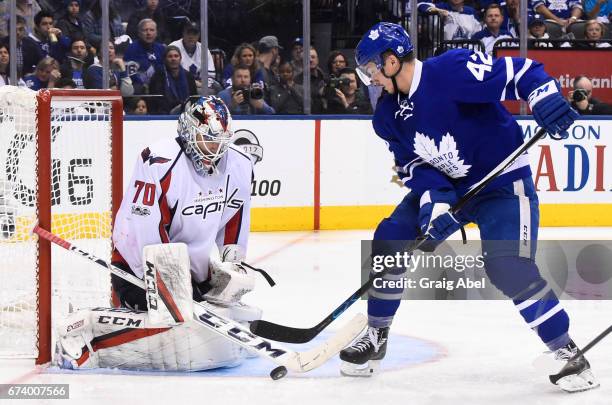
[250,319,320,343]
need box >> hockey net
[0,87,122,364]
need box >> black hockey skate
[549,340,599,393]
[339,326,389,377]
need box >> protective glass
[356,61,381,86]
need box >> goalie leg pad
[55,307,250,371]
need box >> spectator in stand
[217,64,275,115]
[23,56,61,90]
[0,3,6,39]
[528,16,554,46]
[2,15,43,76]
[295,46,326,113]
[16,0,41,35]
[418,0,482,40]
[222,43,264,88]
[327,50,348,78]
[472,4,514,54]
[584,19,611,46]
[0,0,41,38]
[54,77,77,88]
[84,40,134,96]
[501,0,521,37]
[0,43,10,86]
[568,75,612,114]
[290,37,304,79]
[56,1,84,42]
[123,18,165,93]
[131,97,149,115]
[324,67,372,115]
[148,45,197,114]
[125,97,149,115]
[29,10,71,64]
[257,35,281,90]
[584,0,612,22]
[82,0,124,47]
[270,61,304,114]
[532,0,583,29]
[168,21,215,91]
[59,37,90,89]
[126,0,169,44]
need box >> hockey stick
[32,224,367,377]
[250,128,548,343]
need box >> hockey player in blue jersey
[339,22,598,392]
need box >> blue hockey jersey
[373,48,555,197]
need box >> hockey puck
[270,366,288,380]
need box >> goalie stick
[250,128,549,343]
[32,225,367,375]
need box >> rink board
[122,116,612,231]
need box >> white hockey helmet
[177,96,233,174]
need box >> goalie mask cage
[0,87,123,364]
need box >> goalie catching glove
[202,244,275,305]
[203,244,255,305]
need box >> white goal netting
[0,86,117,360]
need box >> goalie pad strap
[76,327,170,366]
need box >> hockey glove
[418,189,461,252]
[529,82,579,139]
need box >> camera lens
[250,85,264,100]
[573,89,587,102]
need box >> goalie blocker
[55,243,261,371]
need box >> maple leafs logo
[368,29,380,40]
[413,132,471,178]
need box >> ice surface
[1,227,611,404]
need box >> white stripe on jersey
[513,58,533,100]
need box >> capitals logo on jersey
[413,132,471,178]
[141,147,171,165]
[181,186,244,220]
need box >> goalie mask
[178,96,232,174]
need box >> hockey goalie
[55,96,263,371]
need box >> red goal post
[36,89,123,364]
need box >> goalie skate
[549,340,599,393]
[339,326,388,377]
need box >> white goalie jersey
[112,137,253,283]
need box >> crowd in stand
[0,0,610,115]
[0,0,374,115]
[418,0,612,53]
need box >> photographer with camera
[270,61,304,114]
[324,67,372,115]
[567,75,612,115]
[218,65,275,115]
